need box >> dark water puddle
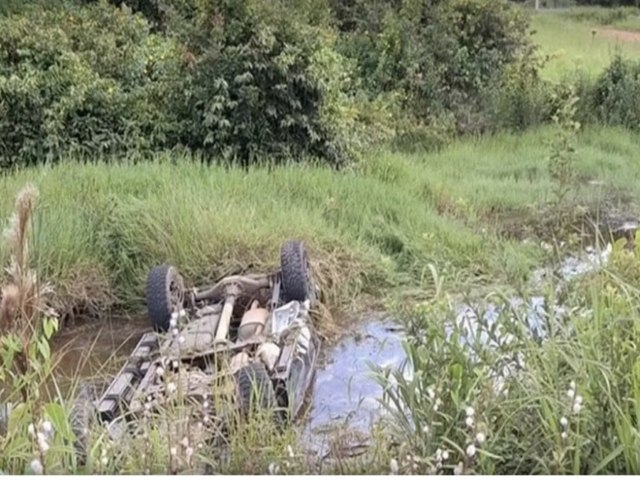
[51,315,149,388]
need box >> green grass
[531,9,640,81]
[0,121,634,335]
[0,125,638,326]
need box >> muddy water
[51,315,149,388]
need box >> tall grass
[372,234,640,474]
[0,125,637,326]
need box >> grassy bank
[532,9,640,81]
[0,125,637,327]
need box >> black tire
[70,382,98,465]
[146,264,185,332]
[280,240,315,304]
[234,363,278,418]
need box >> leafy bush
[330,0,533,136]
[484,46,553,131]
[0,2,184,167]
[170,0,357,166]
[589,55,640,130]
[0,0,366,168]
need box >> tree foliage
[0,0,539,166]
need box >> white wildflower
[203,400,210,409]
[268,463,280,475]
[156,366,165,376]
[574,395,583,406]
[560,417,568,428]
[41,421,53,436]
[573,402,583,414]
[442,450,449,461]
[185,446,194,459]
[36,432,49,453]
[465,416,475,428]
[453,461,464,475]
[567,389,575,399]
[422,424,430,435]
[167,382,177,394]
[561,431,568,440]
[570,381,576,390]
[181,436,189,447]
[465,406,475,418]
[178,336,185,344]
[466,444,476,458]
[435,448,443,461]
[29,458,43,475]
[427,386,436,399]
[27,423,36,438]
[390,458,399,475]
[171,328,179,337]
[170,447,177,456]
[179,309,186,318]
[287,445,294,458]
[476,432,486,444]
[101,457,108,466]
[169,317,177,329]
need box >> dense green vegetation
[3,0,640,166]
[2,0,640,475]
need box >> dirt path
[597,28,640,43]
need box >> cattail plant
[0,184,59,475]
[0,184,55,400]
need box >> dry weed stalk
[0,184,55,396]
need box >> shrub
[168,0,358,167]
[0,1,185,167]
[483,46,553,131]
[589,55,640,130]
[330,0,534,136]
